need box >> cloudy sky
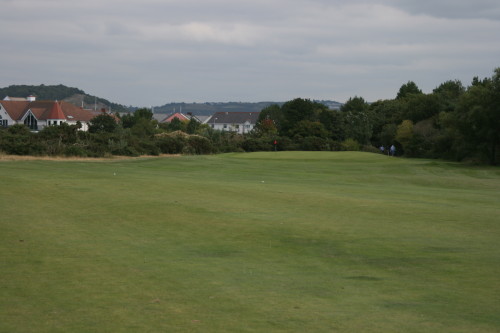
[1,0,499,106]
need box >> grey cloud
[0,0,499,106]
[386,0,500,20]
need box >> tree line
[0,68,498,164]
[249,68,499,165]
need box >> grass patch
[1,152,499,332]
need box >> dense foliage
[248,68,500,165]
[0,69,499,164]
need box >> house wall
[211,122,254,134]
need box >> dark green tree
[341,96,373,144]
[120,113,136,129]
[396,81,423,99]
[134,108,153,120]
[379,123,398,147]
[280,98,327,136]
[131,117,156,137]
[289,120,329,139]
[432,80,465,115]
[167,118,186,132]
[120,108,153,129]
[186,118,201,134]
[402,93,441,123]
[455,68,500,164]
[255,104,283,134]
[318,109,343,141]
[88,114,118,133]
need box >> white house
[0,97,101,131]
[206,111,260,134]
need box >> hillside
[0,84,343,116]
[0,84,129,113]
[150,100,342,116]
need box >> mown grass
[0,152,499,332]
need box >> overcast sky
[1,0,499,106]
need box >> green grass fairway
[1,152,499,332]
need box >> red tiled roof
[47,101,66,120]
[0,100,97,122]
[23,100,59,120]
[29,107,47,119]
[0,100,29,120]
[163,112,190,123]
[60,101,96,122]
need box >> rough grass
[0,152,499,332]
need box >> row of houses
[1,96,261,134]
[154,111,260,134]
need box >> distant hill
[0,84,343,115]
[150,102,281,116]
[0,84,129,113]
[148,100,342,116]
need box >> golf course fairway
[1,152,499,332]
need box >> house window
[223,124,227,129]
[0,119,7,127]
[24,113,38,130]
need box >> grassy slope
[0,152,499,332]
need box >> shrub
[187,135,213,154]
[299,137,331,151]
[241,137,273,152]
[362,145,381,154]
[182,145,196,155]
[64,145,88,157]
[341,138,360,151]
[156,136,185,154]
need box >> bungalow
[162,112,191,123]
[155,112,205,124]
[0,97,100,131]
[206,111,260,134]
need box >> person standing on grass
[390,144,396,156]
[379,146,385,154]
